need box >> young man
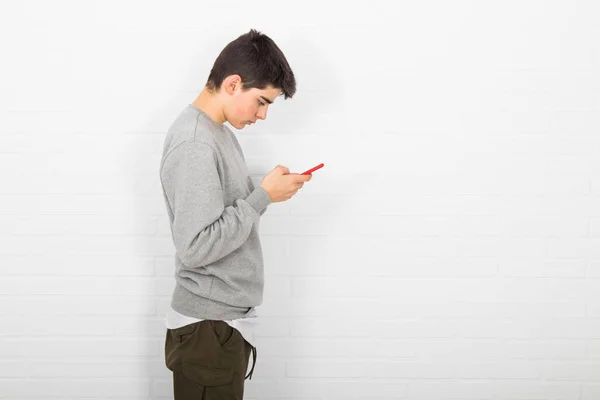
[160,29,312,399]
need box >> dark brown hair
[206,29,296,99]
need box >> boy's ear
[223,74,242,95]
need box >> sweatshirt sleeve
[247,175,268,216]
[161,141,272,269]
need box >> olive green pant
[165,320,256,400]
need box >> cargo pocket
[165,323,199,371]
[171,322,198,342]
[182,361,234,387]
[208,320,237,348]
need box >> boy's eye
[258,100,265,106]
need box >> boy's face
[225,84,281,130]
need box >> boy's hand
[260,165,312,203]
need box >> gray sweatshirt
[159,104,272,320]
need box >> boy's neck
[192,88,227,126]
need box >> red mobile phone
[301,163,324,175]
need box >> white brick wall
[1,0,600,399]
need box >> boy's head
[204,29,296,129]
